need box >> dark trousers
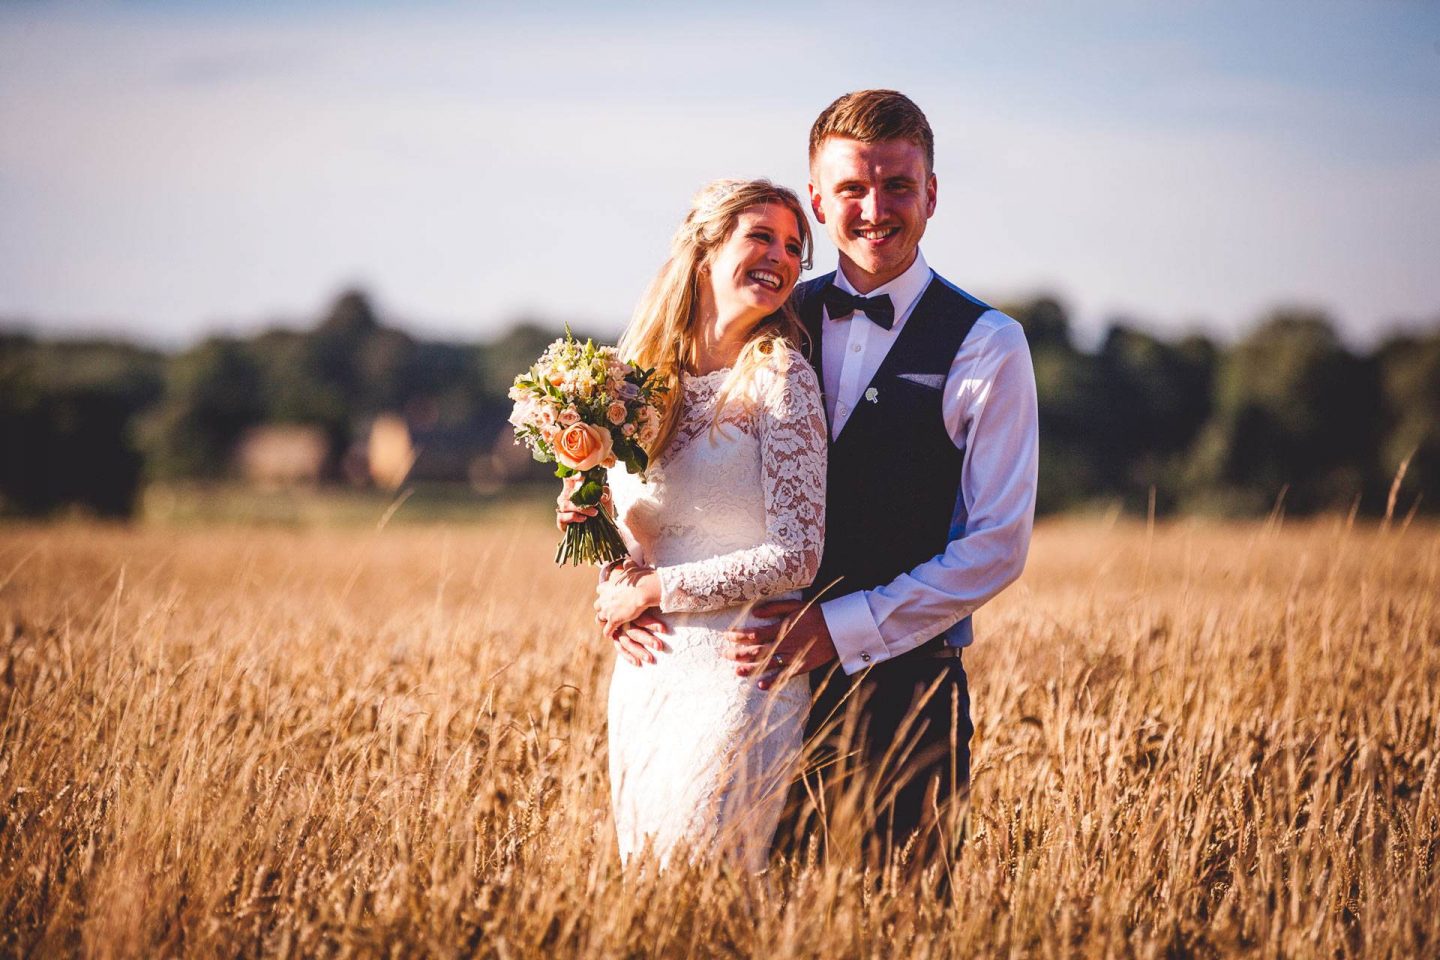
[780,647,973,866]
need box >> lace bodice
[607,348,827,612]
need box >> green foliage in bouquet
[508,329,666,565]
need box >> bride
[563,178,827,870]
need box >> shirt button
[861,652,872,662]
[851,343,862,353]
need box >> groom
[734,89,1038,860]
[600,90,1037,861]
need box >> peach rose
[606,401,627,425]
[555,422,614,471]
[636,406,659,448]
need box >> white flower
[508,397,539,429]
[864,387,879,403]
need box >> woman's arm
[655,352,827,612]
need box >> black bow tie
[822,285,896,330]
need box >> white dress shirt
[817,249,1039,675]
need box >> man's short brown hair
[808,89,935,171]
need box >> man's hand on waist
[720,599,838,691]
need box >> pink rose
[636,406,660,448]
[560,407,581,426]
[606,401,627,425]
[622,423,637,437]
[554,422,614,471]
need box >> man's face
[808,136,936,293]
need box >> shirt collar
[831,248,932,322]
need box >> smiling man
[725,89,1040,862]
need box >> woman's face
[702,203,805,329]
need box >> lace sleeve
[657,351,827,612]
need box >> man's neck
[837,250,918,295]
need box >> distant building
[361,413,548,491]
[234,425,329,487]
[367,414,415,491]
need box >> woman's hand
[556,475,601,530]
[594,564,662,637]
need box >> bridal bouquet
[508,330,665,566]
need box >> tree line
[2,289,1436,520]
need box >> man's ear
[808,181,827,224]
[925,172,938,219]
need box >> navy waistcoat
[796,271,990,645]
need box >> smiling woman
[565,177,830,870]
[693,204,804,348]
[617,178,814,458]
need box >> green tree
[142,337,265,480]
[1,335,163,516]
[1010,296,1072,352]
[1003,296,1110,512]
[1374,328,1440,513]
[1185,309,1381,514]
[1097,325,1216,511]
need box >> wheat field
[1,512,1437,958]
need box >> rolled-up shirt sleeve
[822,314,1038,674]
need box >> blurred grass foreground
[1,515,1437,956]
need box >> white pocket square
[896,372,945,389]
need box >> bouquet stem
[555,508,629,566]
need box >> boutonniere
[864,387,879,404]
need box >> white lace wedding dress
[605,348,827,871]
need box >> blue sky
[2,0,1437,347]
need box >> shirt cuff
[821,591,889,675]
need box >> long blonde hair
[619,178,814,458]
